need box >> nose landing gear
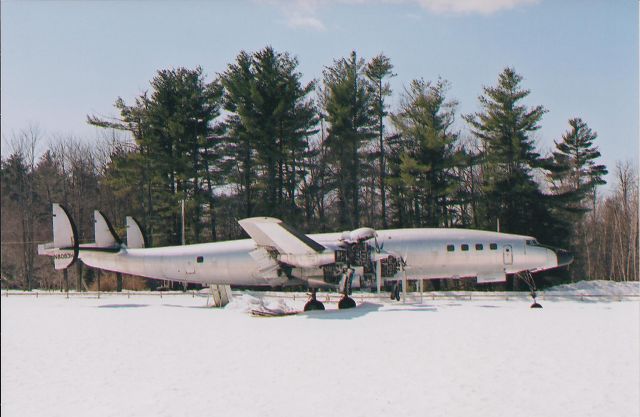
[515,270,542,308]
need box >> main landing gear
[338,269,356,309]
[304,269,358,312]
[304,288,325,311]
[515,270,542,308]
[390,280,401,301]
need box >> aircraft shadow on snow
[98,303,149,308]
[300,302,384,320]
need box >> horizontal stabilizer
[126,216,147,248]
[238,217,325,255]
[94,210,122,248]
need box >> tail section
[39,204,126,270]
[38,203,79,269]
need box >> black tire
[304,299,325,311]
[338,296,357,309]
[394,286,401,301]
[530,302,543,309]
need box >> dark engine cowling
[380,256,400,277]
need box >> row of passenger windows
[446,243,498,252]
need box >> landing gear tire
[515,271,543,309]
[304,289,325,311]
[304,299,325,311]
[390,283,400,301]
[338,296,356,309]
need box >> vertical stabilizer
[38,203,79,269]
[126,216,147,248]
[94,210,122,248]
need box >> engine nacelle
[341,227,376,244]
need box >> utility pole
[181,199,187,291]
[181,199,186,246]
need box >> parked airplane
[39,203,572,310]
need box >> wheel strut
[515,270,542,308]
[338,268,356,309]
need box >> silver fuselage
[78,228,561,287]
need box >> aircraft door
[503,245,513,265]
[185,258,196,275]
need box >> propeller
[399,247,408,270]
[373,233,384,253]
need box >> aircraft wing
[238,217,326,255]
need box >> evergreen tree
[548,118,608,278]
[89,67,222,245]
[366,53,395,228]
[463,68,554,240]
[322,51,376,229]
[390,78,465,227]
[548,118,607,207]
[221,46,317,222]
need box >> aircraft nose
[555,249,574,267]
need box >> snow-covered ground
[2,281,639,417]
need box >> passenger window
[447,244,455,252]
[475,243,483,250]
[461,244,469,251]
[196,256,204,263]
[489,243,498,250]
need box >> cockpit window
[526,239,539,246]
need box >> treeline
[1,46,638,290]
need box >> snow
[546,279,640,296]
[2,282,639,417]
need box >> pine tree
[390,78,465,227]
[549,118,607,208]
[89,67,222,245]
[366,54,395,228]
[463,68,553,239]
[322,51,376,229]
[548,118,608,278]
[221,47,317,222]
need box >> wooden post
[76,262,83,292]
[376,259,382,295]
[63,269,69,294]
[402,268,407,303]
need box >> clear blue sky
[2,0,638,188]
